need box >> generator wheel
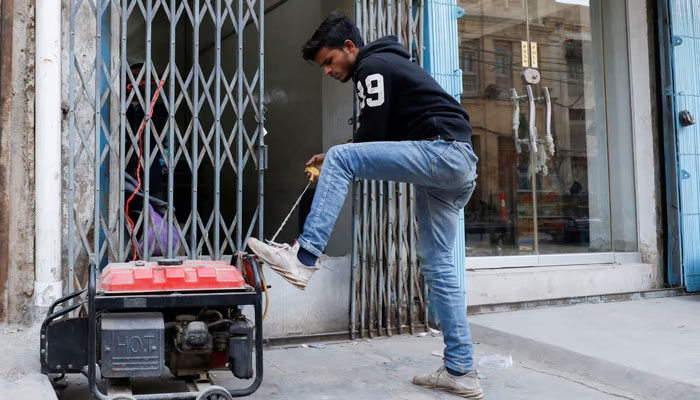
[195,385,233,400]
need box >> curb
[471,322,700,400]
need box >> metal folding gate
[66,0,265,292]
[664,0,700,292]
[350,0,427,339]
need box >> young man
[247,13,482,399]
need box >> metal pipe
[94,0,103,265]
[418,0,424,68]
[369,180,377,337]
[386,181,394,336]
[369,0,375,41]
[408,183,415,334]
[167,0,177,258]
[387,0,393,37]
[192,0,200,258]
[67,0,78,301]
[378,0,384,37]
[396,0,402,45]
[360,180,369,337]
[258,0,266,241]
[349,68,360,338]
[236,0,244,252]
[378,181,384,335]
[362,0,368,40]
[119,0,127,262]
[396,183,405,334]
[143,0,153,260]
[350,179,361,339]
[214,0,222,259]
[34,0,64,307]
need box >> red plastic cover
[99,260,248,293]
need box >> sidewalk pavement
[59,332,626,400]
[469,293,700,400]
[0,323,57,400]
[7,294,699,400]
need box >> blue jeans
[298,139,478,373]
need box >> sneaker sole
[413,382,484,399]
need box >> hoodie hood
[356,36,410,66]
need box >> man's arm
[354,57,393,143]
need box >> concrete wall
[1,0,36,324]
[467,264,659,306]
[627,0,663,282]
[0,0,10,322]
[645,0,667,285]
[321,0,354,256]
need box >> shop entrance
[458,0,638,265]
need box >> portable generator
[40,254,264,400]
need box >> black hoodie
[352,36,472,144]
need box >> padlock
[680,110,695,127]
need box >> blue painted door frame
[423,0,468,313]
[659,0,700,292]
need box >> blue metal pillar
[665,0,700,292]
[423,0,467,314]
[97,1,111,269]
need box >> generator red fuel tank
[99,259,248,293]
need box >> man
[247,13,482,399]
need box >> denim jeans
[298,139,478,373]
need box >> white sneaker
[412,366,484,399]
[246,238,319,290]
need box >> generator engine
[162,312,254,378]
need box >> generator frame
[40,254,264,400]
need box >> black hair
[129,62,144,70]
[302,12,364,61]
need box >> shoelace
[265,240,294,253]
[263,239,328,271]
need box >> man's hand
[305,153,326,169]
[305,153,325,180]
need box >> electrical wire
[238,251,270,320]
[125,79,166,261]
[258,262,270,320]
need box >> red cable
[125,79,166,261]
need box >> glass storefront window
[459,0,638,257]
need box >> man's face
[313,40,358,83]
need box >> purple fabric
[140,204,180,256]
